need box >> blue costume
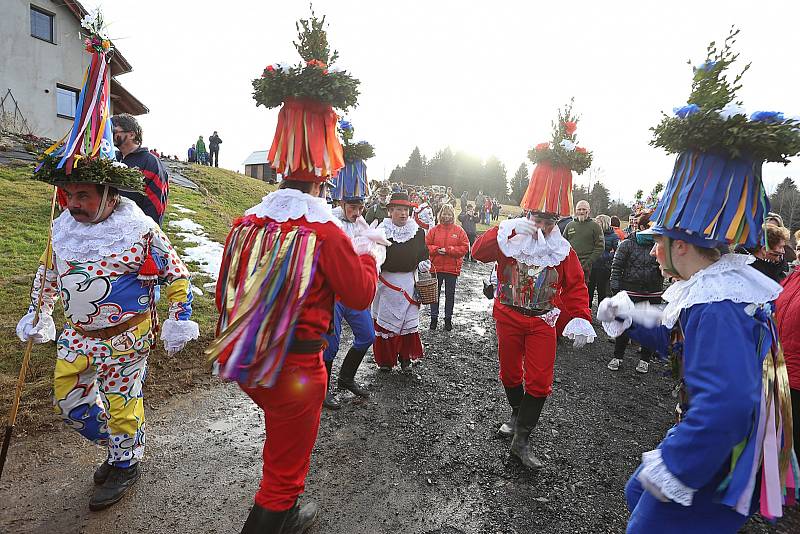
[598,36,800,533]
[323,301,375,363]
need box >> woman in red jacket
[425,204,469,331]
[775,262,800,462]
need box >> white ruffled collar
[496,219,571,267]
[245,188,340,226]
[52,197,156,262]
[661,253,783,328]
[379,217,420,243]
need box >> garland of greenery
[337,120,375,162]
[34,154,144,192]
[527,99,593,174]
[252,8,360,110]
[651,28,800,164]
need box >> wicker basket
[415,270,439,305]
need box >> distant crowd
[187,131,222,167]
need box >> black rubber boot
[282,500,320,533]
[510,394,546,470]
[337,347,370,398]
[497,385,524,438]
[430,317,438,330]
[322,360,340,410]
[93,459,112,485]
[400,359,412,374]
[89,463,141,511]
[241,503,290,534]
[444,317,453,331]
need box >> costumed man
[472,104,596,469]
[208,12,386,533]
[598,38,798,533]
[15,11,199,511]
[373,191,431,373]
[413,193,435,232]
[322,123,379,409]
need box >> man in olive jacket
[563,200,604,282]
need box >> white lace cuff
[562,318,596,342]
[638,449,695,506]
[160,319,200,345]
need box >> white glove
[514,218,538,236]
[597,293,634,323]
[352,235,374,256]
[418,259,432,272]
[355,218,391,246]
[16,311,56,344]
[572,335,589,349]
[160,319,200,356]
[371,243,387,271]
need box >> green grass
[0,162,275,426]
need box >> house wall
[1,1,96,139]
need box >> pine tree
[404,147,424,184]
[510,163,529,204]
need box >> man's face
[344,202,363,222]
[575,203,590,221]
[112,126,134,149]
[62,183,114,223]
[532,215,556,236]
[389,206,409,226]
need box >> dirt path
[0,263,797,533]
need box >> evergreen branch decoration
[252,6,359,110]
[34,154,145,191]
[527,99,593,174]
[651,27,800,164]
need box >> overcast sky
[85,0,800,202]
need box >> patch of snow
[169,218,204,233]
[191,286,204,297]
[168,218,223,280]
[171,203,197,214]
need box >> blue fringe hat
[330,159,369,202]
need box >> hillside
[0,161,275,429]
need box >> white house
[0,0,147,139]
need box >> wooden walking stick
[0,188,58,481]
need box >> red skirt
[373,322,424,368]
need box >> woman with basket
[425,204,469,331]
[373,192,431,373]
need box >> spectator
[557,214,573,234]
[365,186,390,224]
[111,113,169,226]
[742,224,791,282]
[794,229,800,267]
[774,258,800,462]
[563,200,604,282]
[610,215,626,240]
[460,190,468,212]
[187,144,196,163]
[765,212,797,264]
[458,203,479,262]
[209,131,222,167]
[492,198,501,221]
[483,196,492,225]
[426,204,469,331]
[588,215,619,306]
[607,212,664,373]
[475,190,485,220]
[195,136,207,165]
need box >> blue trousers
[625,464,749,534]
[323,302,375,362]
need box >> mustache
[69,209,89,217]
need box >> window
[56,86,79,118]
[30,5,55,43]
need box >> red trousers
[240,352,327,511]
[373,322,424,367]
[493,304,557,397]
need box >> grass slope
[0,162,274,429]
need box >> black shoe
[430,317,438,330]
[323,391,341,410]
[498,385,523,438]
[282,500,319,533]
[400,360,412,374]
[444,318,453,331]
[337,348,370,398]
[241,503,289,533]
[510,394,546,470]
[89,463,141,511]
[93,459,111,485]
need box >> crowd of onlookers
[187,131,222,167]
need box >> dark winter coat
[209,134,222,148]
[458,212,478,236]
[610,233,663,295]
[592,229,619,271]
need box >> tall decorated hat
[521,100,593,219]
[33,8,143,192]
[649,29,800,249]
[252,8,360,182]
[330,119,374,202]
